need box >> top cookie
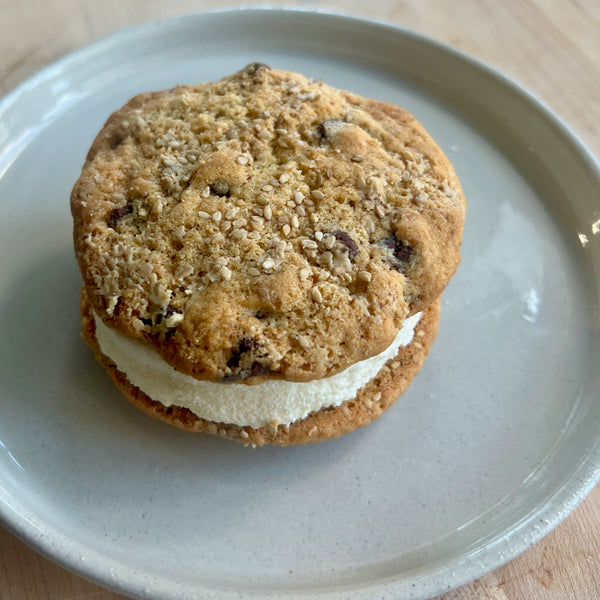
[71,64,465,384]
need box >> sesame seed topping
[236,155,249,165]
[165,312,184,328]
[220,266,232,280]
[198,211,210,219]
[375,205,386,218]
[240,430,249,439]
[248,267,260,276]
[281,224,291,236]
[302,240,318,250]
[263,205,273,220]
[308,426,318,437]
[311,287,323,303]
[262,184,274,192]
[291,215,299,229]
[279,173,290,183]
[241,141,250,151]
[221,221,232,232]
[232,218,247,229]
[212,211,222,222]
[341,405,351,416]
[363,397,373,409]
[373,392,382,402]
[351,154,364,162]
[300,267,311,280]
[201,186,210,198]
[357,270,372,283]
[324,235,336,250]
[311,190,324,201]
[262,258,275,270]
[275,241,287,257]
[315,231,324,242]
[295,205,306,217]
[257,128,270,139]
[231,229,247,240]
[294,191,304,203]
[225,207,239,219]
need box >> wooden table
[1,1,599,599]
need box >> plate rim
[1,7,600,600]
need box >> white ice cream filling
[94,312,422,429]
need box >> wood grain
[1,1,599,599]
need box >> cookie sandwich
[71,64,465,445]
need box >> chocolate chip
[317,119,347,140]
[164,305,175,318]
[140,317,153,326]
[210,180,230,197]
[245,62,271,73]
[108,130,126,149]
[109,204,133,228]
[332,230,358,259]
[381,236,413,273]
[227,337,259,369]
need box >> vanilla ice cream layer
[94,312,422,428]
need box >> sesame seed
[294,191,304,203]
[231,229,247,240]
[212,211,222,223]
[295,205,306,217]
[221,221,232,232]
[240,430,249,439]
[257,129,270,139]
[220,266,232,280]
[375,205,386,218]
[311,190,324,201]
[308,426,318,437]
[262,184,274,192]
[291,215,299,229]
[173,225,186,239]
[251,218,264,231]
[232,218,247,229]
[263,258,275,270]
[263,205,273,220]
[311,287,323,303]
[248,267,260,276]
[416,330,425,337]
[201,186,210,198]
[315,231,323,242]
[302,240,318,250]
[257,287,270,299]
[341,405,351,416]
[198,211,211,219]
[275,128,288,135]
[414,341,423,349]
[357,270,372,283]
[225,207,239,219]
[272,241,284,256]
[391,361,400,370]
[241,141,250,151]
[324,235,336,249]
[373,392,382,402]
[351,154,364,162]
[279,173,290,183]
[363,397,373,409]
[237,155,249,165]
[281,224,291,236]
[300,267,311,280]
[218,428,227,437]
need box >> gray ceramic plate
[1,8,599,600]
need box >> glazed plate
[1,9,599,600]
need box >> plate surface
[1,9,600,600]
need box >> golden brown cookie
[71,64,463,444]
[71,64,464,384]
[80,287,440,446]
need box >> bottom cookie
[80,289,440,446]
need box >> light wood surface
[1,1,599,599]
